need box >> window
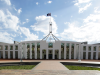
[15,45,18,50]
[0,45,3,50]
[10,45,13,50]
[88,46,91,51]
[48,42,53,48]
[5,46,8,50]
[32,43,35,51]
[83,46,86,51]
[94,46,96,51]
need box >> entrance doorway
[49,54,52,59]
[55,55,57,59]
[44,55,46,59]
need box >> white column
[35,42,37,59]
[59,49,61,59]
[18,44,21,59]
[79,44,81,60]
[13,45,15,59]
[81,45,83,59]
[46,49,48,59]
[91,46,93,60]
[74,44,76,59]
[3,45,5,59]
[64,43,66,59]
[40,49,42,59]
[96,45,98,60]
[25,43,27,59]
[8,45,10,59]
[53,49,55,59]
[69,43,71,59]
[86,45,88,59]
[20,43,22,59]
[30,43,32,59]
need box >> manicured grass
[65,65,100,71]
[0,65,36,70]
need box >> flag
[47,13,51,16]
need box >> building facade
[0,40,100,60]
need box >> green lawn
[0,65,36,70]
[65,65,100,71]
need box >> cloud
[19,27,38,41]
[26,19,29,22]
[30,15,58,36]
[22,22,26,24]
[0,32,13,43]
[61,21,100,44]
[74,0,91,5]
[0,27,2,29]
[74,0,92,13]
[79,3,91,13]
[36,2,39,5]
[18,8,22,14]
[13,6,22,14]
[94,7,100,13]
[47,1,52,4]
[22,19,29,25]
[54,15,57,17]
[11,34,16,37]
[83,14,100,23]
[0,10,19,32]
[1,0,11,5]
[62,9,100,44]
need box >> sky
[0,0,100,44]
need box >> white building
[0,40,100,60]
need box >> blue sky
[0,0,100,44]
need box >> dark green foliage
[65,65,100,71]
[0,65,36,70]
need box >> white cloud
[22,19,29,25]
[0,32,13,43]
[18,8,22,14]
[36,2,39,5]
[30,15,58,36]
[11,34,16,37]
[54,15,57,17]
[79,3,91,13]
[13,6,17,11]
[0,27,2,29]
[13,6,22,14]
[83,14,100,23]
[74,0,91,5]
[94,7,100,13]
[1,0,11,5]
[0,10,19,31]
[74,0,92,13]
[47,1,52,4]
[22,22,26,24]
[26,19,29,22]
[62,9,100,44]
[19,27,38,41]
[61,21,100,44]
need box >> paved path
[32,61,69,70]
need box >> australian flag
[47,13,51,16]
